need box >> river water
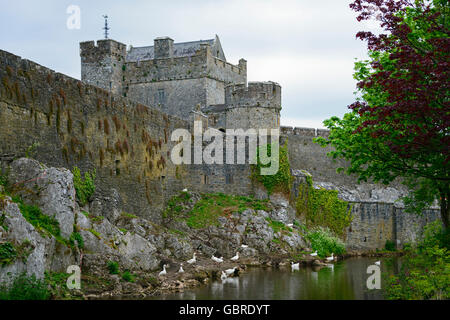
[151,257,400,300]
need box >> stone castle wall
[345,202,440,252]
[0,49,256,221]
[0,49,190,221]
[281,126,359,185]
[1,47,440,251]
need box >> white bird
[225,267,237,276]
[291,262,300,271]
[375,261,381,266]
[241,244,248,248]
[310,251,318,257]
[187,253,196,264]
[326,253,334,262]
[212,255,224,263]
[230,252,239,261]
[159,264,167,276]
[287,223,294,228]
[178,263,184,273]
[220,271,228,281]
[182,188,188,192]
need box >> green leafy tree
[316,0,450,227]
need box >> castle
[0,35,440,252]
[80,36,281,131]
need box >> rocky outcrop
[7,158,76,239]
[1,158,309,296]
[0,199,77,286]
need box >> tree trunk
[439,188,449,230]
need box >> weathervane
[102,15,110,39]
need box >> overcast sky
[0,0,381,129]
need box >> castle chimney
[154,37,174,59]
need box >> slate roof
[127,39,215,62]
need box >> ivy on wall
[296,178,353,238]
[251,141,292,196]
[72,167,96,206]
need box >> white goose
[375,261,381,266]
[158,264,167,276]
[220,271,228,281]
[241,244,249,249]
[225,267,237,276]
[230,252,239,261]
[291,262,300,271]
[178,263,184,273]
[212,255,224,263]
[310,251,318,257]
[287,223,294,228]
[182,188,188,192]
[326,253,334,262]
[187,253,196,264]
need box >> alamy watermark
[171,121,280,175]
[66,5,81,30]
[366,264,381,290]
[66,265,81,290]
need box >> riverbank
[82,250,405,300]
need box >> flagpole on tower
[102,15,110,39]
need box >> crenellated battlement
[80,40,126,62]
[225,81,281,110]
[280,126,330,138]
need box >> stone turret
[80,39,126,95]
[224,81,281,130]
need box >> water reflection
[151,257,397,300]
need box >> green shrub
[121,270,135,282]
[296,180,352,237]
[0,242,17,266]
[14,197,61,239]
[0,273,50,300]
[121,212,138,219]
[0,174,7,187]
[164,192,268,229]
[266,218,292,234]
[44,271,71,299]
[385,240,396,252]
[89,229,101,240]
[163,191,192,220]
[306,227,346,258]
[72,166,96,206]
[384,221,450,300]
[251,141,292,195]
[186,193,269,229]
[107,261,119,275]
[69,232,84,249]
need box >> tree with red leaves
[316,0,449,227]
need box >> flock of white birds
[158,244,249,279]
[161,190,382,278]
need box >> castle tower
[224,81,281,130]
[80,39,126,95]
